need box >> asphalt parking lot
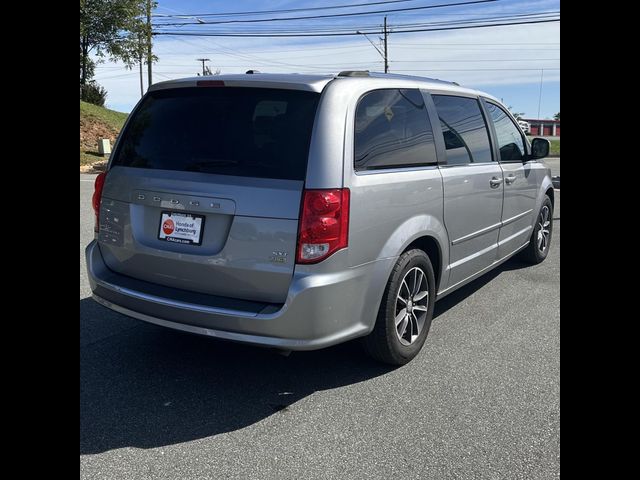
[544,157,560,178]
[80,174,560,480]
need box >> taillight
[92,171,107,233]
[196,80,225,87]
[297,188,350,264]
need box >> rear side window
[354,89,437,171]
[432,95,493,165]
[485,101,525,161]
[111,87,320,181]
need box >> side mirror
[529,137,550,160]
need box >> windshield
[111,87,320,181]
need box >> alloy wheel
[395,267,429,346]
[537,205,551,253]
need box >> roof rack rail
[366,71,462,86]
[337,70,369,77]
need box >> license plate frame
[158,211,205,246]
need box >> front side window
[432,95,493,165]
[354,89,437,171]
[485,101,525,161]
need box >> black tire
[363,249,436,365]
[520,195,553,264]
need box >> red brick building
[522,119,560,136]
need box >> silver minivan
[86,71,554,365]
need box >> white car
[518,120,531,135]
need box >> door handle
[489,177,503,188]
[505,174,517,185]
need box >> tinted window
[111,87,319,180]
[485,101,525,161]
[354,89,437,171]
[432,95,493,165]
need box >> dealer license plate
[158,211,205,245]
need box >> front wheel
[363,249,436,365]
[520,195,553,264]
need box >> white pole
[537,68,544,119]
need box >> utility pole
[197,58,210,76]
[146,0,152,89]
[138,34,144,97]
[139,52,144,97]
[537,68,544,119]
[383,16,389,73]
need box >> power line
[376,10,559,28]
[155,9,558,31]
[154,46,369,59]
[391,42,559,45]
[95,67,560,81]
[152,43,558,57]
[169,35,338,70]
[102,3,559,84]
[390,58,559,62]
[94,72,145,80]
[152,13,560,36]
[388,46,559,50]
[97,62,560,80]
[153,18,560,37]
[152,0,419,18]
[138,54,558,67]
[151,46,560,60]
[153,0,499,26]
[152,13,559,36]
[98,59,558,74]
[98,57,559,73]
[143,10,561,36]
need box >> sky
[92,0,560,119]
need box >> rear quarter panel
[347,169,447,269]
[341,165,447,334]
[332,80,450,292]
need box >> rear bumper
[85,240,393,350]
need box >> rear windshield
[111,87,320,181]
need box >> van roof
[148,71,494,100]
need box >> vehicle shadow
[80,257,532,455]
[80,297,393,454]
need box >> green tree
[81,81,108,106]
[553,111,560,120]
[80,0,156,87]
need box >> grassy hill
[80,101,128,166]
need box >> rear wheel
[520,195,553,264]
[363,249,436,365]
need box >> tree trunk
[81,36,88,86]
